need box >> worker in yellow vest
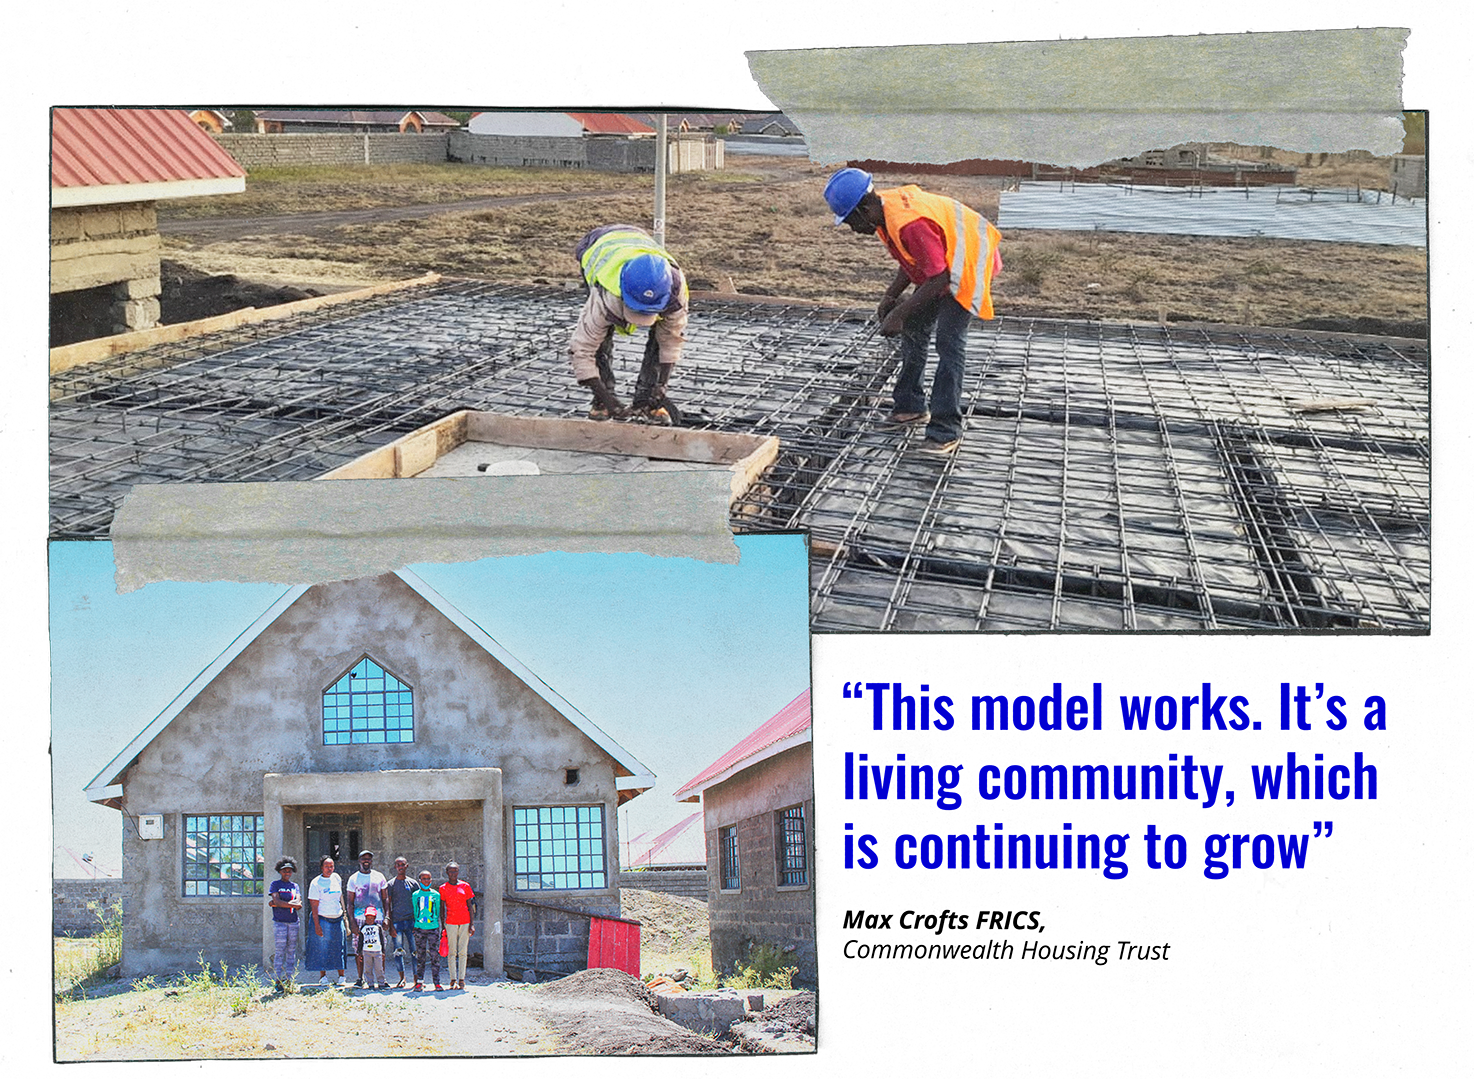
[824,168,1002,455]
[570,225,689,424]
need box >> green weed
[721,942,798,990]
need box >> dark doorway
[304,812,364,873]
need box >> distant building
[468,112,654,138]
[50,108,245,345]
[253,110,460,134]
[739,113,802,136]
[675,689,814,985]
[188,109,231,134]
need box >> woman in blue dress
[305,855,348,986]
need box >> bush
[722,942,798,990]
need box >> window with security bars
[512,805,607,890]
[183,814,265,896]
[719,824,740,891]
[776,805,807,886]
[322,656,414,744]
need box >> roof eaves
[676,727,812,802]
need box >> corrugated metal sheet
[629,812,702,868]
[52,108,245,190]
[674,689,811,799]
[567,112,654,136]
[999,181,1427,246]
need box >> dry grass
[159,158,1428,333]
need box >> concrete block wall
[213,133,450,170]
[503,895,621,976]
[50,201,162,334]
[618,868,708,900]
[54,879,126,936]
[701,744,816,986]
[586,136,656,173]
[449,131,587,169]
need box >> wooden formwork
[319,410,780,505]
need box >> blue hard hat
[824,168,874,224]
[620,253,672,313]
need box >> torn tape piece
[110,471,739,593]
[747,28,1408,168]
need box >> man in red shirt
[439,862,478,990]
[824,168,1002,456]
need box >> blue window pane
[512,805,606,892]
[322,657,413,745]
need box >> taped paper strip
[747,28,1408,168]
[110,472,739,593]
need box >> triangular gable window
[322,657,414,745]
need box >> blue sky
[50,535,811,878]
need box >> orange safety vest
[878,185,1001,320]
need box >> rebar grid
[49,280,1429,632]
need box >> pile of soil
[536,967,657,1009]
[534,968,730,1055]
[619,889,710,955]
[758,991,817,1032]
[159,259,322,324]
[729,990,817,1053]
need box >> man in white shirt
[344,850,387,989]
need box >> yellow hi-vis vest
[878,186,1001,319]
[578,227,683,305]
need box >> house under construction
[49,279,1430,632]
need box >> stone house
[84,570,654,978]
[675,689,815,985]
[50,108,245,344]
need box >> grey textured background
[8,0,1462,1073]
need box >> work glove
[579,377,627,418]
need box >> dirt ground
[149,157,1428,339]
[53,890,810,1060]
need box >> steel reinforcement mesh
[50,280,1429,632]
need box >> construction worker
[823,168,1002,455]
[570,224,689,424]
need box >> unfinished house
[252,110,461,134]
[83,570,653,978]
[675,690,815,985]
[50,108,245,345]
[49,280,1430,632]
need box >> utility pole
[653,113,668,246]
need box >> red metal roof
[566,112,654,136]
[674,689,811,799]
[52,108,245,190]
[628,812,702,868]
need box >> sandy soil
[53,891,803,1060]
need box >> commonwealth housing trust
[841,909,1171,966]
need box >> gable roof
[674,688,811,801]
[566,112,654,136]
[52,108,246,207]
[84,569,655,807]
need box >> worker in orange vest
[824,168,1002,455]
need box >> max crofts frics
[840,909,1171,965]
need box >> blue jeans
[392,921,415,977]
[272,920,299,979]
[892,293,971,443]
